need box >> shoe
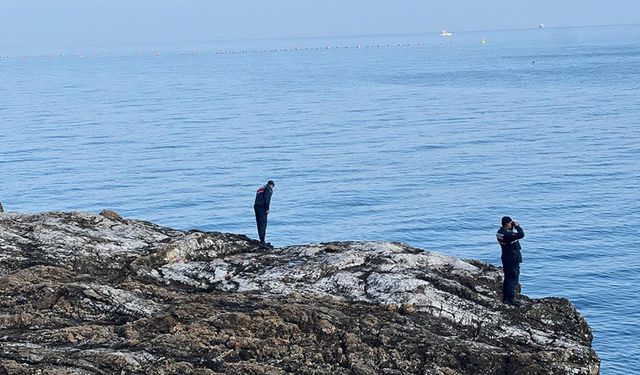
[265,242,274,249]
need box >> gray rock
[0,211,600,374]
[0,201,3,213]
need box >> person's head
[501,216,513,229]
[267,180,275,189]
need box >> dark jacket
[254,185,273,211]
[496,225,525,265]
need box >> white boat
[440,30,452,37]
[539,23,545,29]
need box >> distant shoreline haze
[1,23,638,57]
[0,0,638,49]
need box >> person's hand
[266,210,270,215]
[512,221,520,227]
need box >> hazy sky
[1,0,638,47]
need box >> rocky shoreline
[0,211,599,374]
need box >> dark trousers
[502,263,520,302]
[254,206,268,243]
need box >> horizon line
[1,22,638,51]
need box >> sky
[1,0,638,48]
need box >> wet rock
[0,211,600,374]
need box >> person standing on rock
[496,216,525,307]
[254,180,275,249]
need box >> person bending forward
[254,180,275,248]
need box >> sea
[1,24,638,374]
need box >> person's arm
[264,188,272,212]
[503,225,524,242]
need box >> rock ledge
[0,212,599,374]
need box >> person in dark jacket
[496,216,525,306]
[254,180,275,248]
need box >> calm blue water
[1,25,639,373]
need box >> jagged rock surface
[0,212,599,374]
